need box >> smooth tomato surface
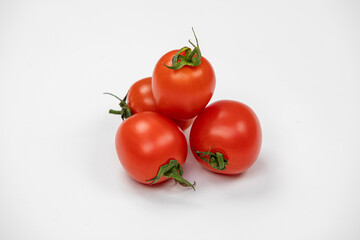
[127,77,157,114]
[116,112,188,184]
[190,100,262,174]
[127,77,194,130]
[152,50,216,120]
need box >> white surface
[1,0,360,239]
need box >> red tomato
[127,77,158,114]
[126,77,194,130]
[190,100,262,174]
[116,111,194,189]
[152,38,216,120]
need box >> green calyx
[193,148,229,171]
[103,92,132,120]
[146,159,196,191]
[163,27,202,70]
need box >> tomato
[127,77,194,130]
[152,30,216,120]
[115,111,195,189]
[127,77,158,114]
[190,100,262,174]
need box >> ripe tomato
[115,111,195,189]
[152,30,216,120]
[190,100,262,174]
[127,77,158,114]
[105,77,194,130]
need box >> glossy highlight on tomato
[190,100,262,174]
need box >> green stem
[146,160,195,191]
[193,148,229,171]
[163,27,202,70]
[109,109,123,115]
[103,92,132,120]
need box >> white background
[1,0,359,239]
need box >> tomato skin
[115,112,188,184]
[152,50,216,120]
[190,100,262,174]
[127,77,157,114]
[126,77,194,130]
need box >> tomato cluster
[105,29,262,191]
